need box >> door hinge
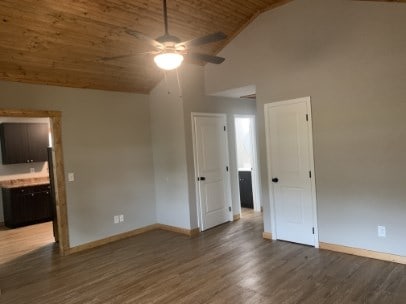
[306,114,309,121]
[309,171,312,178]
[228,206,232,212]
[312,227,315,235]
[226,166,229,172]
[224,126,226,131]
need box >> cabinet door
[26,123,49,162]
[26,191,52,222]
[0,123,49,164]
[0,123,28,164]
[5,188,29,227]
[239,171,254,209]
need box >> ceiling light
[154,52,184,70]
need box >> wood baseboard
[233,214,240,221]
[262,232,272,240]
[319,242,406,265]
[68,223,200,254]
[68,224,160,254]
[158,224,200,237]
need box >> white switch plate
[378,225,386,238]
[119,214,124,222]
[114,215,119,224]
[68,172,75,182]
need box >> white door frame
[233,115,261,213]
[191,112,233,230]
[264,96,319,248]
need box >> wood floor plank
[1,211,406,303]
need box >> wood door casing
[0,109,69,255]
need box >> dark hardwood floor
[1,212,406,303]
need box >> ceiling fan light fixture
[154,52,184,70]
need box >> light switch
[68,172,75,182]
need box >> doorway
[234,115,261,214]
[0,109,69,255]
[264,97,318,247]
[192,113,233,231]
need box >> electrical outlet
[114,215,119,224]
[378,225,386,238]
[68,172,75,182]
[119,214,124,222]
[30,168,35,173]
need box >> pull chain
[176,68,183,99]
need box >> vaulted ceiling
[1,1,404,94]
[0,0,291,93]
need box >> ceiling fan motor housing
[156,34,181,44]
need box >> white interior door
[193,114,232,231]
[265,97,317,246]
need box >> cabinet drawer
[12,184,51,194]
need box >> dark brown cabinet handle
[272,177,279,183]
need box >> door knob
[272,177,279,183]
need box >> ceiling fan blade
[101,51,158,61]
[101,54,135,61]
[125,29,164,49]
[186,53,225,64]
[177,32,227,48]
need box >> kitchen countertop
[0,177,50,189]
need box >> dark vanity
[2,182,52,228]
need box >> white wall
[205,0,406,256]
[0,80,156,247]
[149,71,191,229]
[235,117,254,170]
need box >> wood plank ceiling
[1,0,404,93]
[0,0,290,93]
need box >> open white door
[192,113,232,231]
[234,115,261,212]
[265,97,318,247]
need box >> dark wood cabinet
[2,184,53,228]
[239,171,254,209]
[0,123,49,164]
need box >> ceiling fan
[102,0,227,70]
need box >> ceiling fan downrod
[163,0,169,35]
